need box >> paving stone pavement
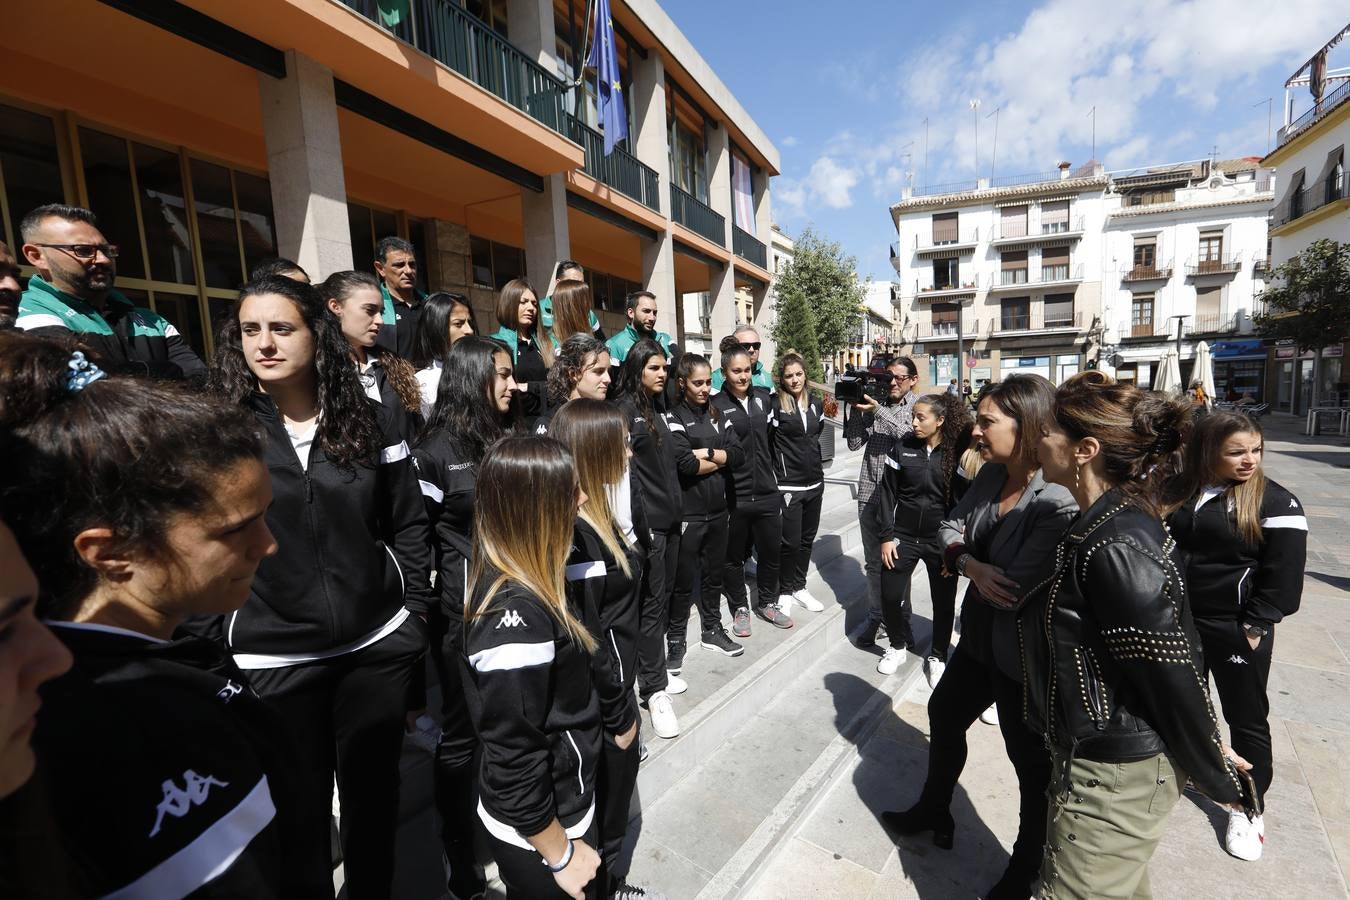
[745,414,1350,899]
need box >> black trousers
[637,527,680,700]
[1196,617,1276,801]
[429,608,484,895]
[879,537,958,655]
[670,514,728,639]
[246,614,426,900]
[486,821,601,899]
[918,644,1048,879]
[778,485,823,595]
[724,495,782,610]
[596,733,641,888]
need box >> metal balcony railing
[990,170,1062,188]
[996,216,1084,240]
[733,226,767,268]
[341,0,567,132]
[1128,322,1157,338]
[1044,310,1082,330]
[999,269,1029,286]
[915,276,981,296]
[671,185,725,245]
[1272,172,1346,228]
[1252,255,1272,276]
[914,228,980,252]
[997,315,1032,332]
[1121,263,1173,282]
[920,319,990,339]
[563,114,659,210]
[1277,79,1350,147]
[1188,313,1238,334]
[1186,256,1242,276]
[911,180,978,197]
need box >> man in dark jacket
[374,235,426,358]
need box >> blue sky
[664,0,1347,283]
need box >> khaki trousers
[1040,750,1185,899]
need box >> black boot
[880,802,955,850]
[983,854,1039,900]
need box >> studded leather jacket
[1020,489,1258,814]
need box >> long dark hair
[318,270,421,415]
[913,393,974,509]
[411,291,476,370]
[675,352,717,420]
[1,333,264,617]
[420,335,522,464]
[207,274,382,468]
[613,338,667,444]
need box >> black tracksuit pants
[638,527,681,700]
[486,821,601,899]
[430,609,484,897]
[778,485,823,595]
[1196,616,1276,801]
[879,537,957,656]
[918,645,1048,884]
[670,514,728,640]
[246,615,426,900]
[724,495,782,611]
[597,733,641,889]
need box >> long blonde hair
[550,399,634,577]
[1169,411,1267,545]
[774,349,808,413]
[467,435,596,652]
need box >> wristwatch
[956,553,972,577]
[543,838,575,872]
[1243,623,1268,639]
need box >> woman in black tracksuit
[464,436,609,899]
[668,353,746,668]
[209,275,434,899]
[412,335,523,900]
[714,345,789,636]
[768,350,826,614]
[1167,411,1306,862]
[873,393,972,681]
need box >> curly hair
[913,393,975,509]
[612,338,668,444]
[207,274,382,469]
[420,335,522,464]
[318,270,422,416]
[547,333,610,404]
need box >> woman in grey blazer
[881,375,1077,900]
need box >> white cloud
[808,157,859,209]
[781,135,799,148]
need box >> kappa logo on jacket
[216,680,244,703]
[1227,654,1248,665]
[496,609,527,629]
[149,770,230,837]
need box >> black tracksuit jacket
[32,624,315,898]
[667,400,745,521]
[873,435,969,543]
[230,394,434,657]
[362,354,423,445]
[769,394,825,489]
[412,431,478,616]
[713,387,779,503]
[1167,478,1307,630]
[619,396,683,533]
[466,580,603,841]
[567,519,642,734]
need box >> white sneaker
[647,691,680,739]
[924,656,946,689]
[1225,810,1264,861]
[664,674,688,695]
[877,647,905,675]
[793,588,826,612]
[979,704,999,726]
[777,594,795,616]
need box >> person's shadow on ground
[825,671,1011,898]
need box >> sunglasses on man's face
[740,342,761,352]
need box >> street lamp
[1170,314,1190,360]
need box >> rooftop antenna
[970,99,981,178]
[899,141,915,192]
[1087,106,1096,163]
[987,105,1001,181]
[1253,97,1273,153]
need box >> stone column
[258,50,352,279]
[630,51,678,340]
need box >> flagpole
[970,99,981,180]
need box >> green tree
[1253,239,1350,408]
[770,257,825,385]
[772,227,864,366]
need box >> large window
[1000,297,1030,331]
[1197,229,1224,270]
[470,236,525,290]
[1041,200,1069,233]
[1132,237,1157,273]
[933,257,958,290]
[1044,294,1074,327]
[0,103,67,249]
[1041,245,1069,282]
[999,205,1028,239]
[1000,250,1028,286]
[932,212,958,244]
[1131,295,1154,337]
[670,121,707,203]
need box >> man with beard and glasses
[0,242,21,330]
[17,204,204,380]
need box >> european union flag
[586,0,628,156]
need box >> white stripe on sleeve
[884,455,902,470]
[469,640,555,672]
[164,323,181,338]
[1260,515,1308,531]
[381,441,410,464]
[15,313,67,330]
[419,479,444,502]
[666,421,686,433]
[565,561,606,581]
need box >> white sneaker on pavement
[664,674,688,695]
[793,588,826,612]
[777,593,795,616]
[877,647,905,675]
[924,656,946,689]
[979,704,999,726]
[1225,810,1264,861]
[647,692,680,739]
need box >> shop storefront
[1208,340,1267,403]
[1273,343,1346,414]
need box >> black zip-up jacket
[466,580,603,843]
[1020,491,1258,813]
[619,396,683,532]
[361,354,423,445]
[412,430,478,616]
[231,394,433,656]
[567,520,641,736]
[874,435,969,543]
[768,394,825,489]
[667,400,745,521]
[33,623,317,897]
[1167,479,1307,630]
[712,387,779,502]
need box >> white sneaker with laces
[793,588,826,612]
[979,704,999,726]
[1225,810,1264,861]
[664,674,688,695]
[924,656,946,689]
[877,647,905,675]
[777,594,795,616]
[647,691,680,739]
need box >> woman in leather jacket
[1030,372,1259,899]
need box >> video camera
[834,370,894,405]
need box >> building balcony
[913,277,981,302]
[919,319,990,340]
[994,315,1032,334]
[1121,263,1173,285]
[671,185,726,245]
[1277,78,1350,147]
[1118,323,1167,341]
[1188,313,1239,335]
[1036,263,1083,287]
[1252,255,1272,277]
[562,114,659,211]
[912,229,981,257]
[340,0,567,132]
[992,216,1084,245]
[1272,172,1346,228]
[1185,256,1242,277]
[992,310,1084,335]
[733,226,767,268]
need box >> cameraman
[843,356,919,646]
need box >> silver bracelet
[543,838,574,872]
